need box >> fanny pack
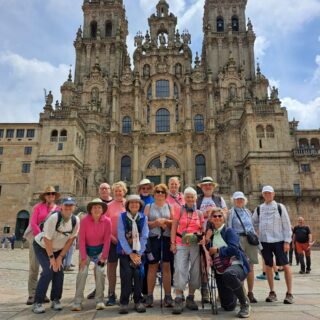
[86,244,103,257]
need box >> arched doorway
[15,210,30,240]
[145,155,182,186]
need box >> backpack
[39,211,77,236]
[196,194,222,210]
[256,203,282,217]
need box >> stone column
[109,135,116,184]
[85,44,92,75]
[185,132,193,185]
[209,133,217,179]
[185,75,192,130]
[132,134,139,188]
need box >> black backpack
[256,203,282,217]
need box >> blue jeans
[33,241,64,303]
[63,239,76,268]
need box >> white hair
[184,187,197,198]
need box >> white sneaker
[71,303,82,311]
[32,303,45,314]
[51,300,63,311]
[96,302,106,310]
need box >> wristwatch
[49,254,54,259]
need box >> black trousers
[119,255,142,305]
[215,264,247,311]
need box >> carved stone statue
[143,64,150,78]
[91,87,99,103]
[159,33,166,46]
[270,86,279,100]
[46,90,53,106]
[228,84,237,100]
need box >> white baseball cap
[262,185,274,193]
[232,191,246,199]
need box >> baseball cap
[62,197,76,205]
[262,185,274,193]
[232,191,246,199]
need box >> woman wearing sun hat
[71,198,111,311]
[25,186,61,306]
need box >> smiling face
[262,191,275,203]
[234,198,245,208]
[113,186,125,201]
[201,183,215,197]
[44,192,56,204]
[91,204,103,221]
[99,183,111,200]
[185,193,196,207]
[209,210,224,229]
[128,200,140,215]
[61,204,75,220]
[139,184,152,197]
[168,178,180,194]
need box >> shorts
[239,236,259,264]
[108,243,119,263]
[295,242,311,256]
[148,236,172,264]
[261,241,289,267]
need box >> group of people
[23,176,313,318]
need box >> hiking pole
[160,229,164,309]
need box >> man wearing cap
[25,186,61,305]
[32,197,80,314]
[196,176,227,303]
[252,186,294,304]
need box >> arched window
[174,83,179,99]
[105,21,112,37]
[217,17,224,32]
[310,138,320,149]
[195,155,206,180]
[60,129,67,142]
[147,105,151,124]
[232,15,239,31]
[122,116,132,134]
[299,138,309,148]
[194,114,204,132]
[156,80,170,97]
[266,125,275,138]
[90,21,97,39]
[148,157,161,169]
[147,84,152,100]
[50,130,58,142]
[121,156,131,181]
[256,125,265,138]
[164,156,179,168]
[156,108,170,132]
[175,104,179,123]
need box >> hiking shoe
[87,289,96,299]
[96,302,105,310]
[247,292,258,303]
[266,291,277,302]
[51,300,63,311]
[256,273,267,280]
[274,273,280,281]
[201,287,210,303]
[105,293,116,306]
[238,303,251,318]
[145,294,153,308]
[284,293,294,304]
[71,303,82,311]
[299,270,305,274]
[26,296,34,305]
[306,269,311,274]
[119,304,128,314]
[135,302,146,313]
[172,297,184,314]
[164,295,174,308]
[186,296,198,311]
[32,303,45,314]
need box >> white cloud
[0,52,69,123]
[312,54,320,85]
[254,36,270,59]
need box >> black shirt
[293,225,310,243]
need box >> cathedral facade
[0,0,319,241]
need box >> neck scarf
[126,212,140,252]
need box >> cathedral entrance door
[15,210,30,240]
[146,176,161,185]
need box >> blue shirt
[228,207,255,234]
[140,194,154,213]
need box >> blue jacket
[214,226,250,276]
[140,194,154,212]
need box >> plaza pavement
[0,247,319,320]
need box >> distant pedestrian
[1,235,7,249]
[9,233,16,250]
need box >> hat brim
[87,202,108,214]
[197,182,218,188]
[138,183,154,189]
[39,191,61,202]
[125,199,145,207]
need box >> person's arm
[117,215,132,255]
[170,208,179,253]
[30,204,41,236]
[220,197,228,216]
[227,209,233,228]
[252,208,259,234]
[101,218,112,261]
[218,228,240,258]
[164,205,173,228]
[139,216,149,256]
[79,218,87,262]
[280,204,292,247]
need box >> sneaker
[71,303,82,311]
[186,296,198,311]
[201,287,210,304]
[299,270,305,274]
[96,302,105,310]
[256,273,267,280]
[238,303,251,318]
[306,269,311,274]
[247,292,258,303]
[64,266,74,272]
[266,291,277,302]
[274,273,280,281]
[32,303,45,314]
[135,302,146,313]
[105,293,116,306]
[145,294,153,308]
[26,296,34,305]
[119,304,129,314]
[87,289,96,299]
[172,297,184,315]
[284,293,294,304]
[164,295,174,308]
[51,300,63,311]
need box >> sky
[0,0,319,129]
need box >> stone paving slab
[0,248,319,319]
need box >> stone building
[0,0,319,241]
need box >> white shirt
[252,201,292,243]
[199,196,227,213]
[35,212,80,252]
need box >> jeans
[33,241,64,303]
[215,264,247,311]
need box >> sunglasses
[212,215,223,218]
[141,187,151,190]
[46,192,56,196]
[155,190,166,194]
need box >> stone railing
[293,148,320,157]
[253,104,275,114]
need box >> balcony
[293,148,320,157]
[253,105,275,114]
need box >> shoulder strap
[71,215,77,232]
[257,205,260,217]
[196,196,203,210]
[55,212,62,231]
[277,203,282,216]
[212,195,222,208]
[168,194,182,207]
[233,208,247,233]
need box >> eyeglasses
[100,187,110,190]
[46,192,56,196]
[212,215,223,218]
[155,190,166,195]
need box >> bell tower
[202,0,255,80]
[74,0,128,85]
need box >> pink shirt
[174,206,204,246]
[106,199,125,238]
[79,214,111,260]
[166,192,185,209]
[30,202,60,236]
